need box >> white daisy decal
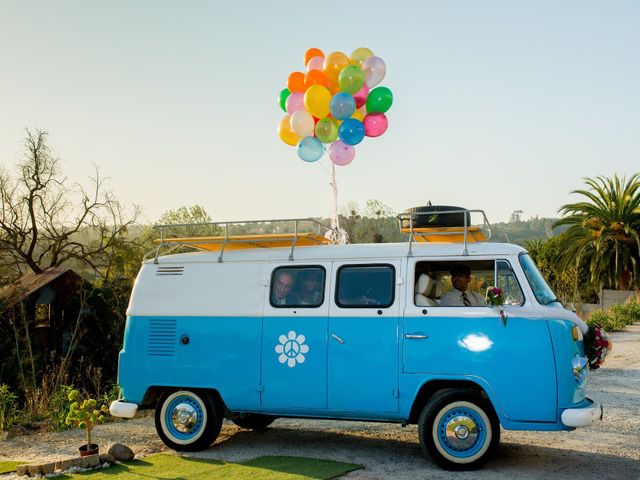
[274,330,310,368]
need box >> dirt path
[2,324,639,479]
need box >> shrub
[586,310,623,331]
[0,384,18,432]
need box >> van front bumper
[561,398,603,427]
[109,400,139,419]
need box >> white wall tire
[418,389,500,470]
[155,389,222,452]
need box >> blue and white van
[110,208,602,470]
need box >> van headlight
[572,354,587,383]
[571,325,583,341]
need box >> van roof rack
[146,218,332,263]
[397,207,492,256]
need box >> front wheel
[418,389,500,470]
[155,389,223,452]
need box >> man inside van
[273,270,298,306]
[439,264,486,307]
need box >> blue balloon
[330,92,356,120]
[297,136,324,162]
[338,119,365,145]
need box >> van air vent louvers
[147,318,177,357]
[156,266,184,276]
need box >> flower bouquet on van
[486,286,507,326]
[584,323,612,370]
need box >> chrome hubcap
[171,402,198,433]
[445,415,478,449]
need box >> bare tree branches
[0,129,141,277]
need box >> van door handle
[332,334,345,344]
[405,334,428,340]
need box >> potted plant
[65,389,109,456]
[0,384,17,441]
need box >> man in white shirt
[439,264,486,307]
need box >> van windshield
[519,253,561,306]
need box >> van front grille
[147,318,177,357]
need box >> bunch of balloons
[278,48,392,166]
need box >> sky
[1,1,639,226]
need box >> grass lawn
[0,461,21,475]
[55,454,361,479]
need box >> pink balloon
[307,56,324,72]
[353,84,369,109]
[363,113,388,137]
[329,140,355,166]
[286,92,305,114]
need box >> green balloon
[366,86,393,113]
[338,65,365,94]
[279,88,290,112]
[315,117,339,143]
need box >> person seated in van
[272,270,298,306]
[439,264,486,307]
[298,270,323,305]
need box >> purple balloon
[362,56,386,88]
[329,140,355,166]
[286,92,305,114]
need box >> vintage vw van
[110,209,602,470]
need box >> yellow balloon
[278,114,300,146]
[351,109,364,122]
[304,85,331,119]
[350,47,374,69]
[323,51,350,85]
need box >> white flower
[274,330,310,368]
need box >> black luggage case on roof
[400,205,471,229]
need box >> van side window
[496,260,525,306]
[336,265,395,308]
[270,266,325,308]
[414,260,494,307]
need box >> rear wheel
[418,389,500,470]
[155,389,222,452]
[232,413,276,431]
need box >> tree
[157,205,221,237]
[0,129,140,277]
[554,174,640,290]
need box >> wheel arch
[143,386,226,412]
[407,379,502,425]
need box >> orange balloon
[305,69,329,89]
[279,114,301,146]
[304,48,324,66]
[287,72,306,93]
[323,51,349,85]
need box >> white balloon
[290,110,315,137]
[362,56,386,88]
[307,55,324,72]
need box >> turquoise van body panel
[402,313,557,422]
[118,315,261,410]
[327,315,399,413]
[261,315,328,410]
[547,319,588,408]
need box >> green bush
[586,310,625,331]
[609,301,640,327]
[47,385,75,431]
[0,384,18,431]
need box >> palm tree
[554,174,640,291]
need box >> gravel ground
[1,323,639,479]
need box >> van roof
[149,241,527,264]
